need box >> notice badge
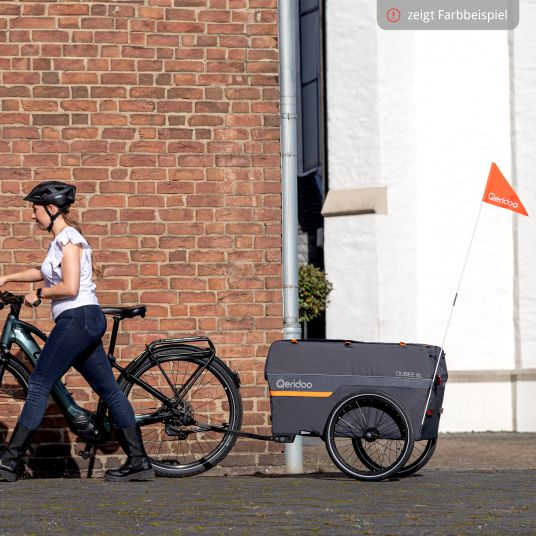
[378,0,519,30]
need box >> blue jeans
[19,305,136,431]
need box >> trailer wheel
[324,392,414,481]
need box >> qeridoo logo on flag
[482,163,528,216]
[487,193,519,210]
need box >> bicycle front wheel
[123,354,242,477]
[325,392,414,481]
[0,359,29,444]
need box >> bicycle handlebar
[0,291,23,305]
[0,290,40,309]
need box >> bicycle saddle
[101,305,146,319]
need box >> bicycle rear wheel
[0,359,29,444]
[122,353,242,477]
[325,392,414,481]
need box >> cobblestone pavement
[298,432,536,474]
[0,433,534,535]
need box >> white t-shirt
[40,227,100,320]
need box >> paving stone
[0,433,534,535]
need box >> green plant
[298,264,333,323]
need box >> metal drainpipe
[278,0,303,473]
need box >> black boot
[104,425,155,482]
[0,423,34,482]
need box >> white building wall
[325,0,419,342]
[376,26,419,342]
[440,382,513,432]
[516,381,536,432]
[324,0,381,340]
[414,30,514,372]
[324,1,535,432]
[512,3,536,371]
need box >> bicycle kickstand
[79,443,93,460]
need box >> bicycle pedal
[79,449,91,460]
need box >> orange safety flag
[482,162,528,216]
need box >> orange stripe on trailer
[269,390,333,398]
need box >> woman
[0,181,154,482]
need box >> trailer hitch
[195,423,294,443]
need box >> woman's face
[31,204,57,230]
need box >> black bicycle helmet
[24,181,76,208]
[24,181,76,232]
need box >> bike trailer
[265,339,447,441]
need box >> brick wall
[0,0,282,476]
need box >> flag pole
[420,201,484,426]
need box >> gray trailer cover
[265,339,447,440]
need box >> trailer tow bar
[195,423,294,443]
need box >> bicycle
[0,290,243,478]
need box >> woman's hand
[24,290,40,307]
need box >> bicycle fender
[0,354,31,377]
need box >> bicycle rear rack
[146,337,216,358]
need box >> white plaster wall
[376,28,419,342]
[325,0,381,339]
[414,31,514,371]
[325,1,419,342]
[324,216,379,339]
[516,381,536,432]
[326,4,515,369]
[440,382,512,432]
[512,2,536,370]
[325,1,380,187]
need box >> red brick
[49,4,89,16]
[206,23,244,34]
[129,87,165,99]
[0,4,20,16]
[91,114,128,126]
[130,115,166,126]
[139,291,176,304]
[3,72,40,85]
[10,17,55,29]
[61,72,98,84]
[157,128,192,140]
[3,127,39,139]
[97,129,133,141]
[156,21,205,33]
[95,32,129,45]
[0,44,21,56]
[32,141,69,153]
[32,30,70,43]
[70,141,107,153]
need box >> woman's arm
[0,268,43,286]
[24,243,82,306]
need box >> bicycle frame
[0,299,230,437]
[0,309,109,439]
